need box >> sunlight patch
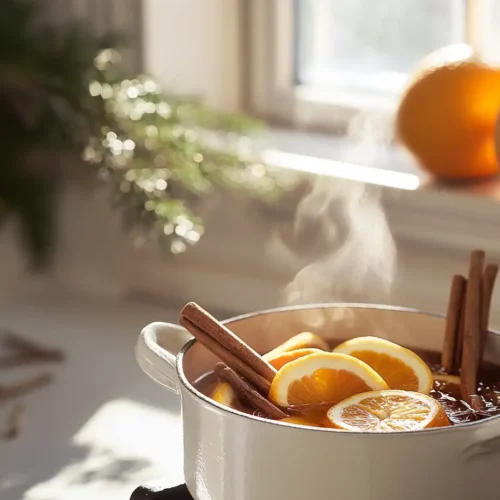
[24,399,183,500]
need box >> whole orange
[396,44,500,180]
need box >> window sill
[261,127,500,256]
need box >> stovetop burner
[130,483,193,500]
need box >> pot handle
[135,321,193,394]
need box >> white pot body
[136,305,500,500]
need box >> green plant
[0,0,293,268]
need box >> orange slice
[264,332,329,361]
[327,390,451,432]
[280,416,323,428]
[333,336,433,394]
[432,373,461,398]
[433,373,460,385]
[211,382,237,408]
[266,348,323,370]
[268,352,388,407]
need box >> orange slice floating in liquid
[433,373,460,385]
[432,373,461,398]
[268,352,388,407]
[327,390,450,432]
[211,382,238,408]
[263,332,329,361]
[333,336,433,394]
[266,348,323,370]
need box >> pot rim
[176,303,500,436]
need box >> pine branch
[0,0,296,265]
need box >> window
[296,0,465,96]
[247,0,497,131]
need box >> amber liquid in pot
[193,346,500,426]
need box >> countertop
[0,288,184,500]
[1,246,499,500]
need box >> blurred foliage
[0,0,293,268]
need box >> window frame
[245,0,491,134]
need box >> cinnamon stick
[0,353,62,370]
[0,372,52,404]
[181,302,276,382]
[480,263,498,360]
[181,303,276,382]
[215,363,287,420]
[0,332,65,370]
[180,317,272,394]
[442,275,466,373]
[461,250,485,403]
[2,331,64,362]
[0,354,38,370]
[4,402,26,439]
[453,286,467,374]
[264,332,330,360]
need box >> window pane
[295,0,466,95]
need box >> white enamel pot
[135,304,500,500]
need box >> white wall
[143,0,242,110]
[41,0,242,108]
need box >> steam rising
[279,177,396,305]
